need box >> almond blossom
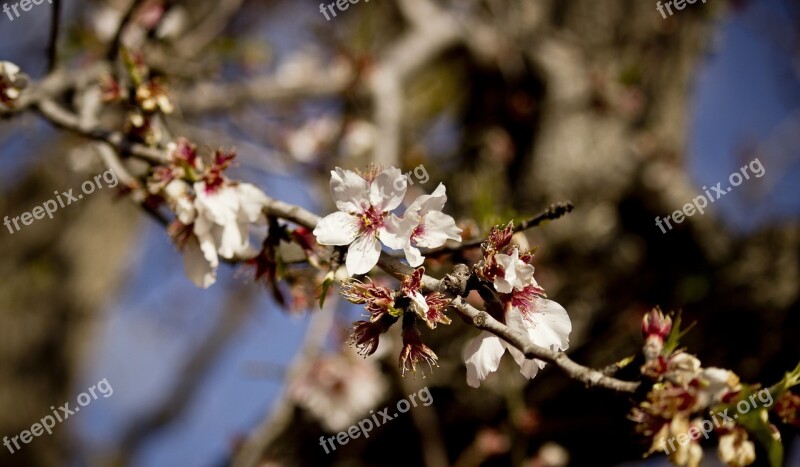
[387,183,462,267]
[155,140,270,288]
[313,167,409,276]
[463,298,571,388]
[464,227,571,387]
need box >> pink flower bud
[642,308,672,339]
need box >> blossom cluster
[312,166,462,276]
[631,308,800,467]
[100,49,174,145]
[463,223,571,387]
[318,172,574,386]
[148,138,270,288]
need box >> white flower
[290,352,387,432]
[178,182,267,288]
[194,181,267,259]
[313,167,408,276]
[492,247,536,294]
[387,183,461,267]
[463,298,571,388]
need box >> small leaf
[317,271,335,308]
[662,311,695,356]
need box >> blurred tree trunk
[0,137,139,467]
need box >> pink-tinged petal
[369,167,406,211]
[463,332,506,388]
[413,211,462,248]
[380,214,415,250]
[183,236,218,288]
[517,299,571,352]
[346,233,382,276]
[313,211,360,246]
[407,183,448,215]
[330,168,370,212]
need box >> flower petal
[183,236,218,288]
[463,332,506,388]
[407,183,448,215]
[313,211,360,245]
[504,344,543,379]
[518,298,571,352]
[380,214,415,250]
[346,233,382,275]
[234,183,268,223]
[413,211,462,249]
[330,168,370,212]
[369,167,406,211]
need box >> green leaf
[317,272,335,308]
[662,311,695,356]
[736,407,782,467]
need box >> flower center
[358,205,385,233]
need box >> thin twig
[46,0,61,72]
[107,0,146,61]
[424,201,575,257]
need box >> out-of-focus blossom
[290,352,387,432]
[718,427,756,467]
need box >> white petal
[216,220,247,259]
[518,299,571,352]
[413,211,461,248]
[493,276,514,294]
[505,344,543,379]
[463,332,506,388]
[409,292,429,318]
[404,244,425,268]
[369,167,406,211]
[234,183,268,223]
[407,183,447,215]
[380,214,415,250]
[183,236,217,288]
[313,211,360,245]
[194,183,239,225]
[330,168,370,212]
[345,233,381,276]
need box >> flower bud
[642,308,672,339]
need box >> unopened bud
[642,308,672,339]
